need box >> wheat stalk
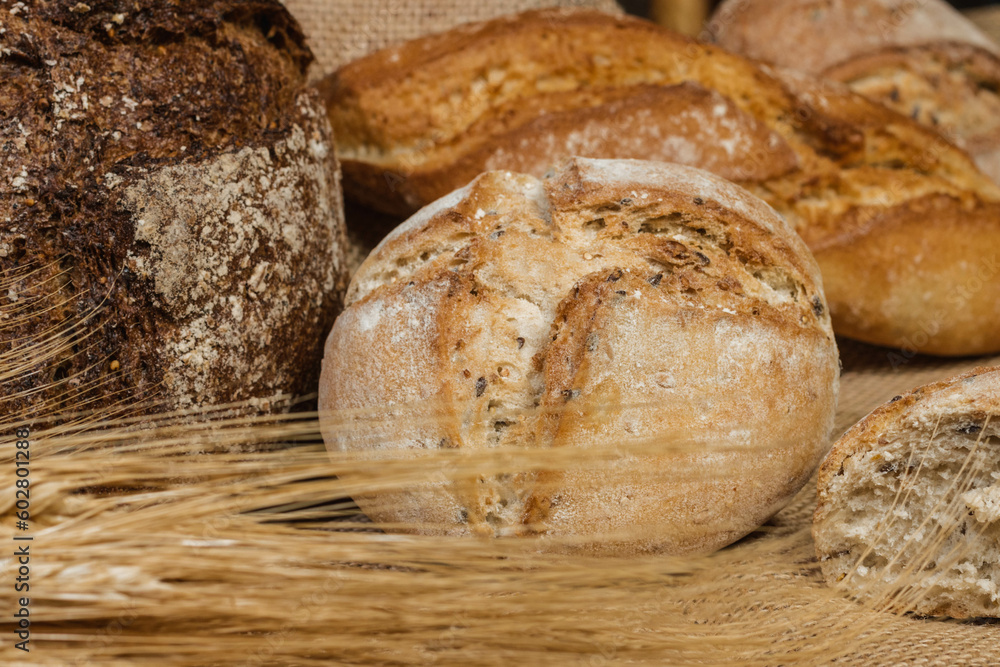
[2,263,999,666]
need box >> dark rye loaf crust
[1,0,348,423]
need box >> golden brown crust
[320,157,840,556]
[823,44,1000,172]
[324,8,999,217]
[322,10,794,163]
[322,8,1000,355]
[338,83,802,216]
[811,195,1000,355]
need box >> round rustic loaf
[0,1,348,422]
[814,367,1000,619]
[319,158,840,556]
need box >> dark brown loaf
[320,8,1000,356]
[320,157,841,556]
[814,367,1000,618]
[0,0,348,422]
[709,0,1000,183]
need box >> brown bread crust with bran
[1,0,348,422]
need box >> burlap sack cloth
[280,0,624,79]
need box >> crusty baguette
[320,157,840,556]
[321,8,1000,356]
[710,0,1000,183]
[337,82,802,214]
[814,367,1000,618]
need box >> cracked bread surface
[814,367,1000,618]
[319,157,840,556]
[323,7,999,219]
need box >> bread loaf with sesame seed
[319,157,840,556]
[0,0,348,423]
[814,366,1000,618]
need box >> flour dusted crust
[321,8,1000,356]
[338,82,801,215]
[0,1,348,420]
[710,0,1000,183]
[814,367,1000,618]
[320,157,840,556]
[118,96,345,410]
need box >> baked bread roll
[320,8,1000,356]
[319,157,840,556]
[814,367,1000,618]
[709,0,1000,183]
[1,1,348,422]
[280,0,623,80]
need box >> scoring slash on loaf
[319,157,840,556]
[709,0,1000,184]
[321,8,1000,356]
[0,1,348,422]
[814,367,1000,618]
